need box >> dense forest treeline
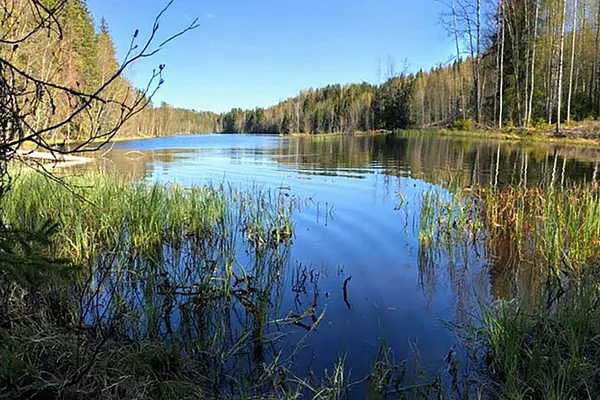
[7,0,219,142]
[221,78,413,134]
[224,0,600,135]
[15,0,600,139]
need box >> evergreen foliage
[221,78,414,134]
[4,0,218,141]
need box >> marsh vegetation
[5,132,600,399]
[0,169,447,399]
[0,170,303,398]
[415,179,600,399]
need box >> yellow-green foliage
[452,118,473,131]
[417,184,600,276]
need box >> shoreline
[12,150,94,168]
[21,126,600,150]
[285,128,600,148]
[412,127,600,148]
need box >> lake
[92,132,600,390]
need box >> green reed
[476,271,600,399]
[412,181,600,398]
[1,169,450,399]
[417,183,600,277]
[0,169,309,398]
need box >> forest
[414,0,600,132]
[223,0,600,135]
[6,0,220,142]
[10,0,600,138]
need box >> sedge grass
[476,272,600,399]
[0,169,458,399]
[416,183,600,281]
[0,169,307,398]
[410,180,600,399]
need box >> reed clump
[477,272,600,399]
[418,183,600,277]
[478,185,600,275]
[414,182,600,398]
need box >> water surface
[93,132,600,385]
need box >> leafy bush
[452,118,473,131]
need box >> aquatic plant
[0,169,463,399]
[416,182,600,283]
[476,271,600,399]
[410,180,600,399]
[0,169,310,398]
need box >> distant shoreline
[407,126,600,148]
[24,126,600,152]
[284,127,600,148]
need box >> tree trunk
[592,1,600,104]
[575,0,586,97]
[556,0,567,135]
[527,0,539,126]
[524,0,531,125]
[452,0,465,119]
[567,0,578,122]
[476,0,482,123]
[499,0,505,129]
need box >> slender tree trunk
[507,2,524,125]
[567,0,578,122]
[499,0,505,129]
[556,0,567,135]
[494,43,499,125]
[527,0,539,126]
[524,0,531,125]
[575,0,586,96]
[476,0,482,123]
[548,4,557,125]
[592,1,600,104]
[452,0,465,119]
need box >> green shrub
[452,118,473,131]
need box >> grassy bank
[283,130,389,138]
[280,126,600,148]
[393,123,600,148]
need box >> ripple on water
[104,133,597,389]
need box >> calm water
[92,133,600,384]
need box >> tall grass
[0,169,459,399]
[0,169,318,398]
[417,183,600,280]
[412,181,600,399]
[477,272,600,399]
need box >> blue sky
[87,0,454,113]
